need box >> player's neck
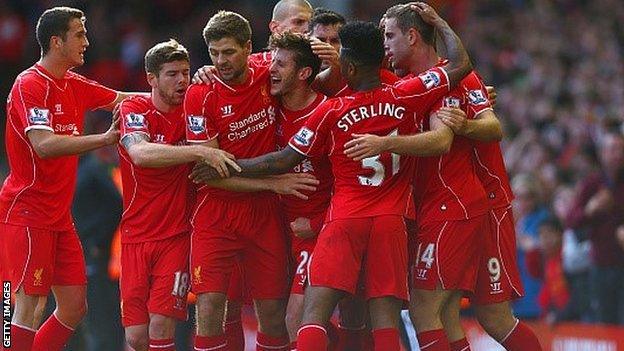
[408,46,439,75]
[350,73,381,92]
[281,86,317,111]
[226,65,250,86]
[151,91,176,113]
[38,55,71,79]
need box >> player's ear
[269,20,280,34]
[146,72,158,88]
[244,40,252,55]
[298,67,313,82]
[50,35,62,50]
[347,61,357,77]
[407,27,421,46]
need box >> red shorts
[226,258,251,304]
[308,215,408,301]
[405,218,418,267]
[472,206,524,305]
[120,233,190,327]
[290,237,317,295]
[191,197,288,299]
[410,215,488,293]
[0,223,86,295]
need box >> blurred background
[1,0,623,350]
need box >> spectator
[512,173,550,319]
[526,218,574,324]
[565,131,624,324]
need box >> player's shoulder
[10,67,49,98]
[457,70,485,88]
[121,95,151,111]
[186,82,215,99]
[65,69,103,86]
[380,68,399,85]
[15,66,46,86]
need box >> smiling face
[149,60,190,106]
[57,17,89,67]
[269,48,301,96]
[208,37,251,84]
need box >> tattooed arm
[121,133,238,176]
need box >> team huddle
[0,1,543,351]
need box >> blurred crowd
[1,0,623,347]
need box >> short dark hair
[338,21,384,67]
[384,4,435,46]
[203,11,251,47]
[36,7,85,55]
[269,31,321,84]
[144,39,190,75]
[309,8,346,31]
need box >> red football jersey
[289,67,450,220]
[413,69,492,222]
[248,51,273,67]
[473,142,514,208]
[184,60,279,218]
[277,93,333,220]
[333,69,399,97]
[0,64,117,230]
[117,95,194,244]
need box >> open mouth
[218,67,233,75]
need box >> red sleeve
[288,100,336,158]
[119,98,150,142]
[184,84,217,143]
[71,73,118,110]
[462,72,492,119]
[392,66,450,120]
[15,76,55,134]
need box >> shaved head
[272,0,313,21]
[270,0,313,34]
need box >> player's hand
[269,173,319,200]
[189,162,224,183]
[290,217,316,238]
[104,107,121,145]
[436,107,467,135]
[409,2,444,27]
[344,134,388,161]
[192,65,219,84]
[486,85,497,107]
[310,37,339,68]
[200,148,241,178]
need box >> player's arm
[27,116,119,159]
[438,109,503,142]
[344,108,459,159]
[411,2,472,87]
[189,146,306,180]
[200,173,319,200]
[121,132,238,172]
[101,92,150,111]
